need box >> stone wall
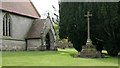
[2,12,34,39]
[1,11,35,51]
[27,39,42,51]
[48,30,56,50]
[2,39,26,51]
[0,11,3,38]
[0,11,3,50]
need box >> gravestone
[79,11,101,58]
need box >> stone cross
[84,11,93,45]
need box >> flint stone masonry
[1,12,34,51]
[2,39,26,51]
[1,11,57,51]
[27,39,42,51]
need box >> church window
[3,13,11,36]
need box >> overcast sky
[31,0,59,19]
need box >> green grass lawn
[2,48,119,66]
[0,52,2,67]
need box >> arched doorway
[45,33,50,50]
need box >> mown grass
[2,48,119,66]
[0,52,2,67]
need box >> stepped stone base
[78,44,101,58]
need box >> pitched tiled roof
[26,19,45,39]
[26,18,53,39]
[0,0,40,18]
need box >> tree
[118,1,120,14]
[59,2,120,56]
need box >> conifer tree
[59,2,120,56]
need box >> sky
[31,0,59,19]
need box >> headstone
[79,11,101,58]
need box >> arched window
[3,13,11,36]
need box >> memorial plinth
[79,44,101,58]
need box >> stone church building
[0,0,57,51]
